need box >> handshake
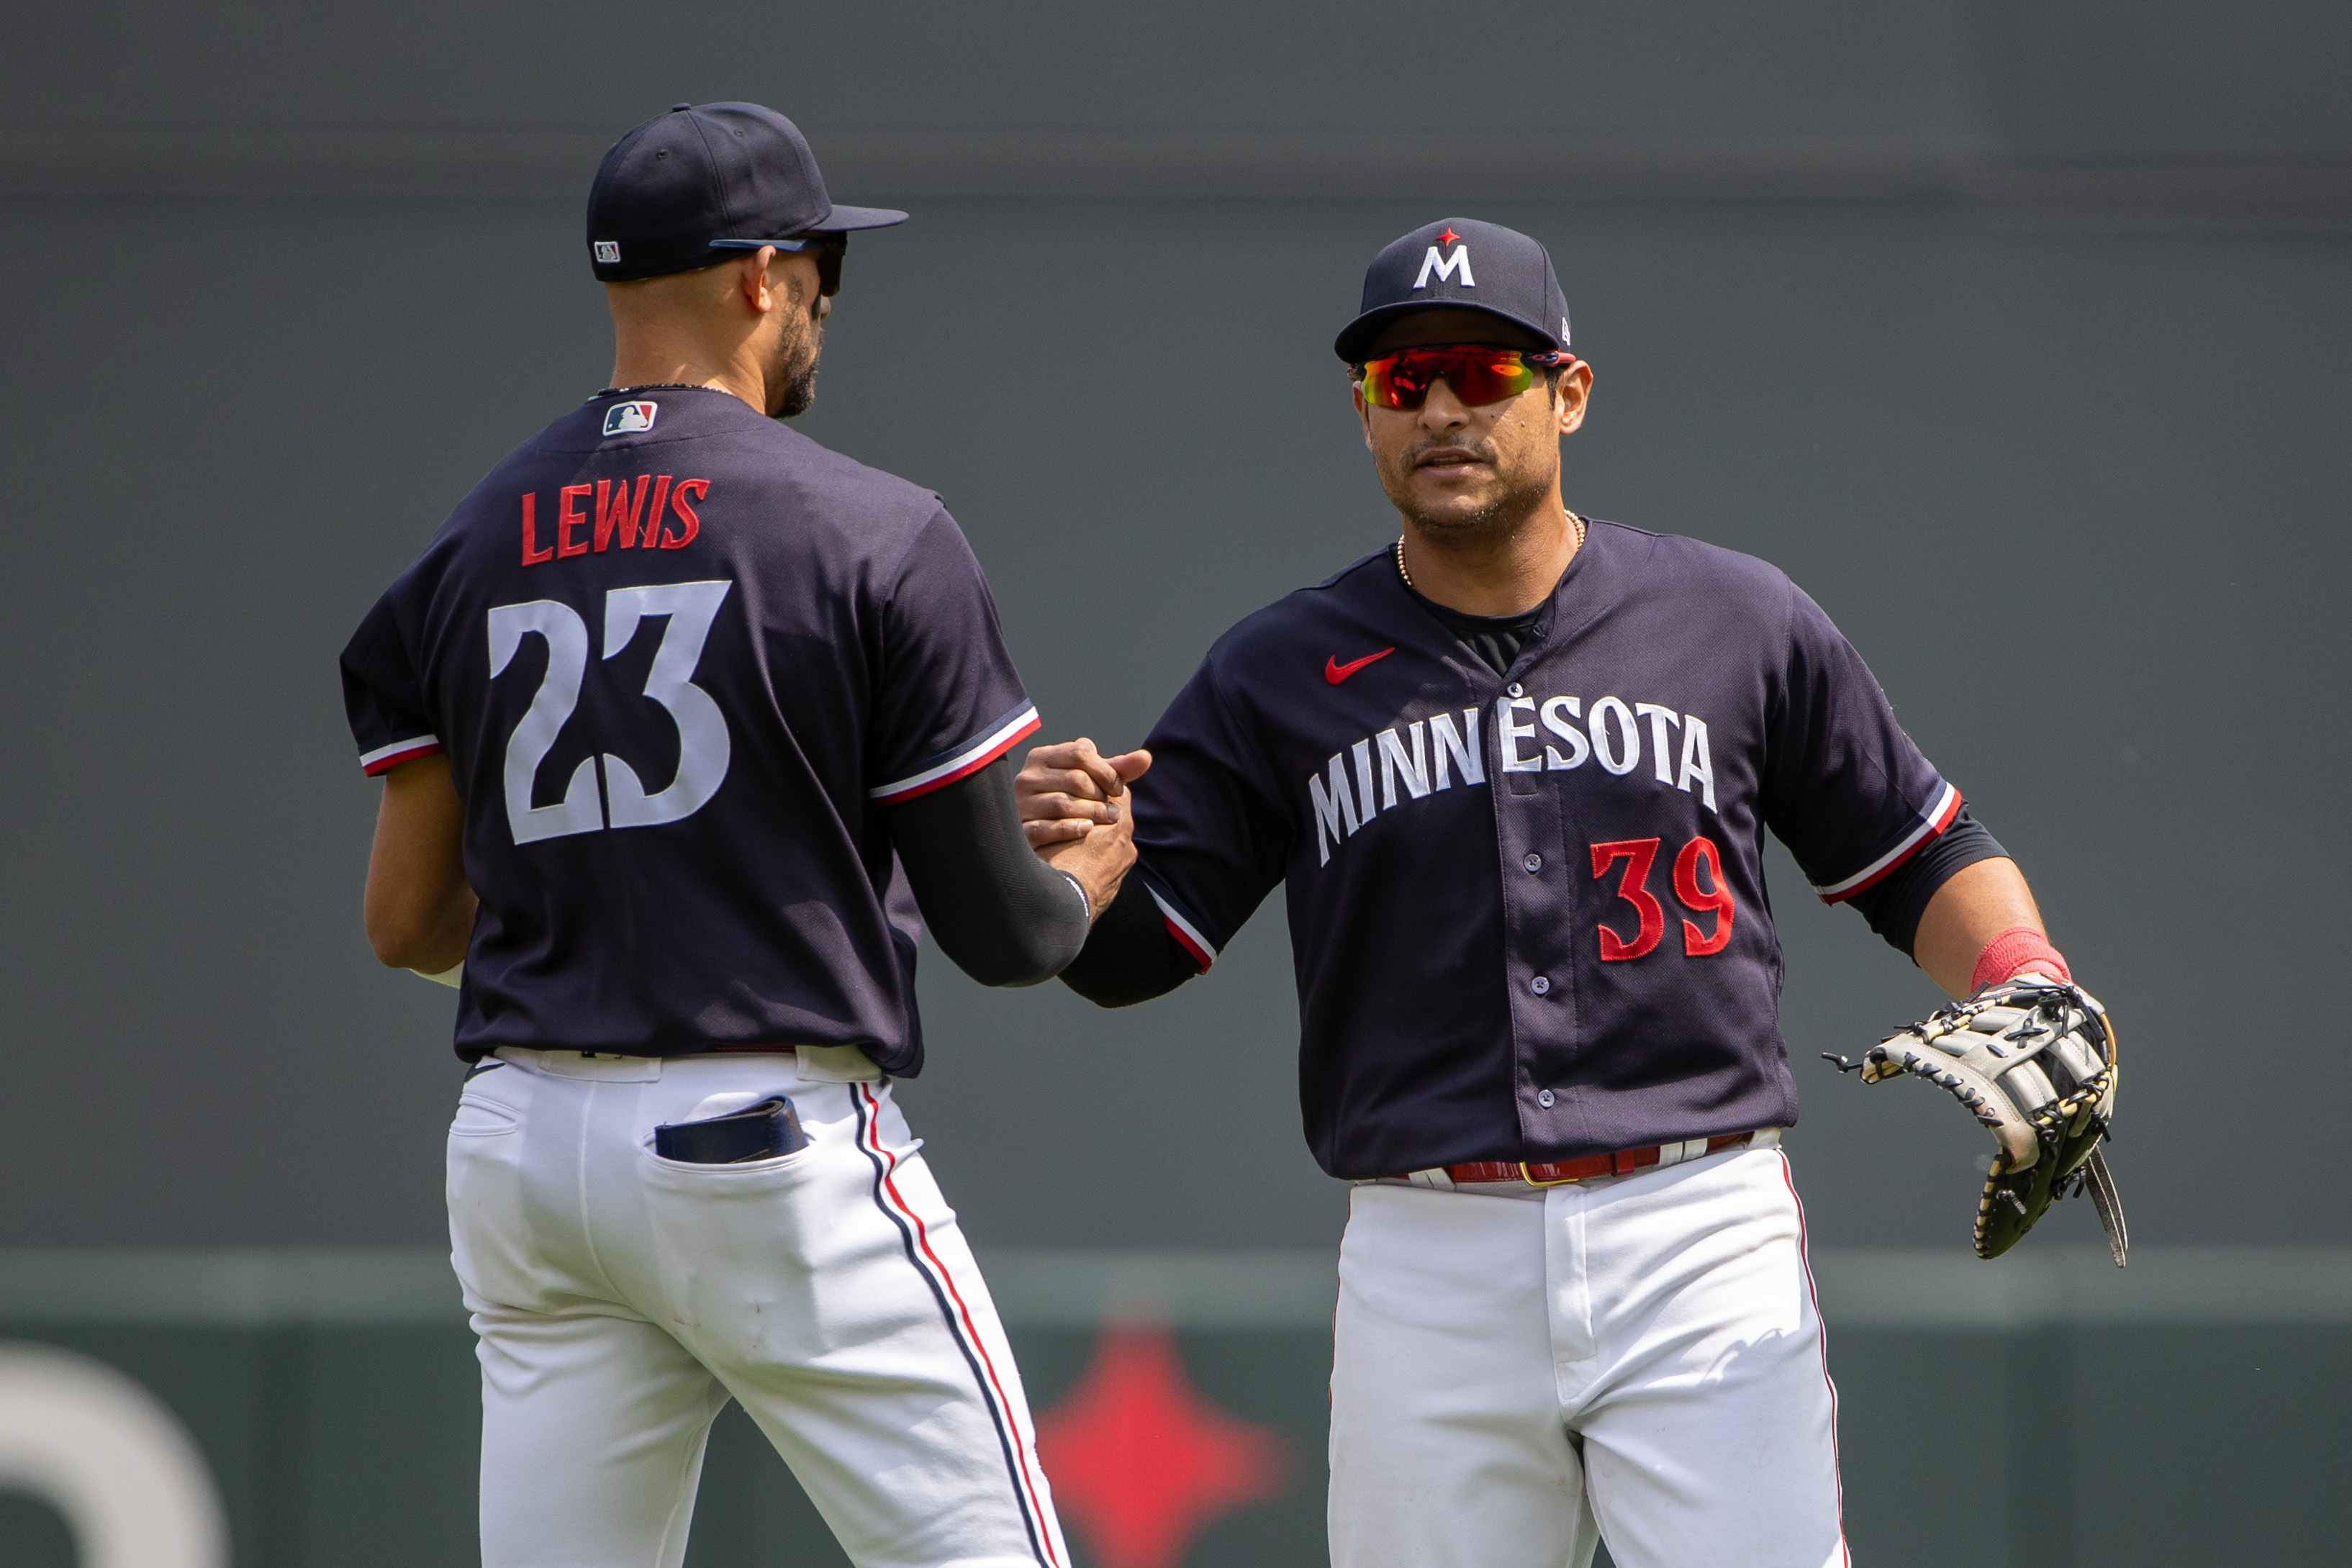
[1016,738,1152,925]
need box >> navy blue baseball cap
[1334,218,1572,363]
[587,102,908,283]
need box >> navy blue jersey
[340,389,1038,1068]
[1132,520,1959,1179]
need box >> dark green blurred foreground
[1,1248,2344,1567]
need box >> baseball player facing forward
[344,103,1125,1568]
[1019,219,2088,1567]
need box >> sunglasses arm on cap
[707,233,847,296]
[708,234,846,255]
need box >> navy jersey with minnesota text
[1133,521,1960,1178]
[340,389,1038,1068]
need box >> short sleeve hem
[1812,780,1960,903]
[1143,877,1218,971]
[359,735,444,776]
[868,702,1039,805]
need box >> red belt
[1434,1130,1765,1188]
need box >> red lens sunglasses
[1355,345,1576,409]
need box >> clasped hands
[1016,739,1151,925]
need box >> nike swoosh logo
[1325,647,1396,684]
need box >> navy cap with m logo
[1334,217,1572,363]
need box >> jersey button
[1529,975,1550,995]
[1507,681,1525,698]
[1537,1089,1557,1108]
[1523,853,1542,873]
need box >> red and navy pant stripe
[851,1084,1059,1567]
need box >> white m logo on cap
[1413,245,1475,289]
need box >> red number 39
[1589,836,1734,961]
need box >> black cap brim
[1334,301,1558,364]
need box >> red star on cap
[1036,1321,1290,1568]
[1438,227,1460,247]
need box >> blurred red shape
[1034,1320,1290,1568]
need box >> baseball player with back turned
[343,103,1129,1568]
[1018,219,2118,1567]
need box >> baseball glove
[1827,977,2125,1265]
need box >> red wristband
[1970,926,2071,992]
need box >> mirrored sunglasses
[1356,345,1574,409]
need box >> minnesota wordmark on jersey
[1310,694,1716,866]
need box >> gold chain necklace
[1396,509,1586,592]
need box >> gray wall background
[3,1,2346,1254]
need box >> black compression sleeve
[1059,876,1201,1007]
[1844,808,2009,959]
[882,756,1090,987]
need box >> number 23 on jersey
[487,581,733,845]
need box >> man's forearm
[1912,857,2050,997]
[365,756,479,971]
[1059,879,1200,1007]
[377,890,478,974]
[885,756,1093,987]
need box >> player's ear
[741,247,778,315]
[1555,361,1592,436]
[1353,384,1374,448]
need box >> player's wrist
[1969,926,2070,992]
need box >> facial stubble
[1382,433,1557,545]
[771,278,824,420]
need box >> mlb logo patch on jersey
[604,401,658,437]
[593,240,622,263]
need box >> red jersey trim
[869,706,1041,805]
[359,736,444,776]
[1812,781,1961,903]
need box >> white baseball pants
[1330,1145,1847,1568]
[446,1046,1069,1568]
